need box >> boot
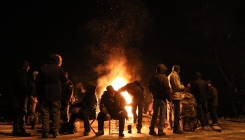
[19,129,31,137]
[68,125,75,134]
[12,128,20,136]
[136,124,142,133]
[83,131,90,136]
[158,130,166,136]
[42,132,48,138]
[30,121,36,130]
[119,131,124,137]
[149,127,156,135]
[96,130,104,136]
[53,132,59,138]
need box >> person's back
[190,72,209,129]
[38,54,67,101]
[11,60,31,137]
[191,72,208,103]
[149,73,171,100]
[37,54,67,138]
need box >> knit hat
[173,65,180,72]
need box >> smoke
[86,0,148,95]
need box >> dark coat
[12,68,29,114]
[99,91,127,116]
[190,72,208,103]
[78,85,97,112]
[36,55,67,101]
[148,64,171,101]
[12,68,29,98]
[208,86,218,106]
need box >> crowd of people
[3,54,245,138]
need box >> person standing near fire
[118,80,145,133]
[96,85,128,137]
[168,65,185,134]
[148,63,171,136]
[36,54,67,138]
[28,71,39,130]
[61,71,74,122]
[190,72,209,130]
[11,60,32,137]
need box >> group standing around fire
[4,54,222,138]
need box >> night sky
[1,0,245,96]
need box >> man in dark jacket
[11,60,31,137]
[36,54,67,138]
[207,80,219,126]
[118,80,144,133]
[190,72,209,129]
[148,63,171,136]
[28,71,39,130]
[67,84,97,136]
[96,85,127,137]
[61,71,74,122]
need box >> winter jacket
[208,86,218,106]
[148,64,171,102]
[99,91,127,116]
[12,68,29,98]
[168,71,185,101]
[36,54,67,101]
[190,72,208,103]
[73,85,97,112]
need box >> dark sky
[1,0,245,88]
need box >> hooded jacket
[37,54,67,101]
[148,64,171,101]
[168,65,185,100]
[190,72,208,103]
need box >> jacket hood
[156,63,167,74]
[47,54,62,66]
[20,60,30,70]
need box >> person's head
[32,71,38,80]
[21,60,30,72]
[106,85,115,97]
[187,82,191,87]
[207,80,212,87]
[133,80,141,86]
[86,84,97,95]
[156,63,167,74]
[47,54,62,66]
[173,65,180,73]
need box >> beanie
[174,65,180,72]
